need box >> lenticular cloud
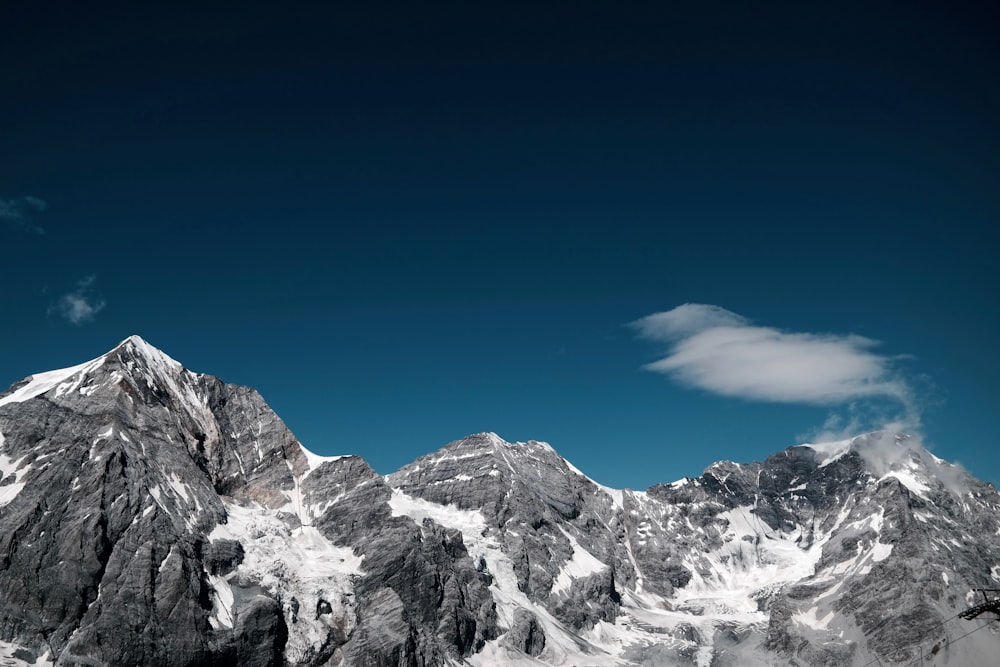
[632,304,910,406]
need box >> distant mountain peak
[798,430,917,466]
[794,430,974,501]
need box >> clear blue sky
[2,2,998,489]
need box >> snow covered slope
[384,431,1000,666]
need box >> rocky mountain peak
[105,334,185,373]
[0,335,191,413]
[794,431,978,501]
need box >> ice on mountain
[0,452,29,508]
[793,606,835,630]
[0,358,104,408]
[298,442,348,475]
[551,528,608,594]
[207,572,235,630]
[879,469,931,497]
[870,541,893,562]
[797,437,854,467]
[387,488,489,538]
[0,640,54,667]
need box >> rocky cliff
[0,337,997,666]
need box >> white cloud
[0,196,47,234]
[51,276,106,325]
[632,303,911,406]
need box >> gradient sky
[2,2,998,490]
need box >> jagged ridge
[0,338,998,666]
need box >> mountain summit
[1,339,998,666]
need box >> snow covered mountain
[0,337,998,666]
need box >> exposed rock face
[1,338,999,666]
[0,338,496,666]
[500,609,545,656]
[386,434,629,630]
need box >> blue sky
[1,2,998,489]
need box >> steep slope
[386,434,628,664]
[1,338,998,666]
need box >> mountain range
[0,336,997,666]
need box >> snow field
[208,499,363,663]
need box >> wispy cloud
[632,303,912,407]
[50,276,106,325]
[0,196,47,234]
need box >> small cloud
[50,276,106,325]
[802,409,868,444]
[801,401,921,443]
[0,196,47,234]
[631,303,912,407]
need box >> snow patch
[388,488,488,537]
[0,453,30,508]
[0,357,104,408]
[166,472,196,507]
[870,509,885,533]
[551,528,608,594]
[798,438,853,468]
[870,541,893,562]
[207,573,235,629]
[0,639,54,667]
[298,443,348,476]
[149,485,163,508]
[793,606,835,630]
[879,469,931,498]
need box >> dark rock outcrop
[500,609,545,656]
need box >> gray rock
[499,609,545,656]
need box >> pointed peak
[111,334,156,355]
[106,335,184,371]
[120,334,149,348]
[0,337,197,410]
